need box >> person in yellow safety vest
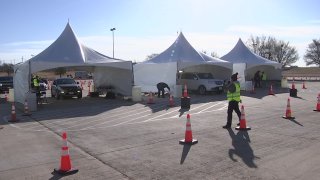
[223,73,241,129]
[33,75,40,93]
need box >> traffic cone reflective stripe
[283,98,295,119]
[54,132,78,175]
[168,95,175,107]
[314,93,320,112]
[268,84,275,95]
[179,114,198,145]
[23,99,31,116]
[147,92,155,104]
[183,84,188,98]
[9,102,19,123]
[236,105,251,130]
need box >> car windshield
[197,73,214,79]
[56,78,76,85]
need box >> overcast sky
[0,0,319,66]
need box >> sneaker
[222,125,231,129]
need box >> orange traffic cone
[282,98,295,119]
[179,114,198,145]
[147,92,155,104]
[268,84,275,95]
[54,132,78,175]
[9,102,19,123]
[235,105,251,130]
[23,99,32,116]
[168,95,175,107]
[291,82,295,90]
[302,81,307,89]
[313,93,320,112]
[183,84,189,98]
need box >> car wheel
[77,94,82,99]
[198,86,206,95]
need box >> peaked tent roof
[30,22,126,64]
[221,38,281,68]
[144,32,231,69]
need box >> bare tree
[304,39,320,67]
[54,67,67,78]
[247,35,299,68]
[210,51,219,58]
[145,53,159,61]
[0,63,14,76]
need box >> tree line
[145,36,320,68]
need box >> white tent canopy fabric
[134,32,232,92]
[221,38,282,81]
[14,23,133,104]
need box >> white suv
[179,72,224,95]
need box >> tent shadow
[227,128,259,168]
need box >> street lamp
[110,27,116,59]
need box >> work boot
[222,125,231,129]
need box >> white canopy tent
[221,38,282,89]
[14,23,133,104]
[134,32,232,92]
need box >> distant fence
[285,75,320,81]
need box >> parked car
[178,72,224,95]
[0,76,13,93]
[51,78,82,99]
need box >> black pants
[226,100,241,126]
[158,89,165,98]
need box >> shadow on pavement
[227,128,259,168]
[180,144,192,164]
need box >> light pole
[110,27,116,59]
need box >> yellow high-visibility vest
[227,82,241,102]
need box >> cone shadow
[289,118,303,126]
[180,144,192,164]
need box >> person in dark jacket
[223,73,241,129]
[157,82,170,98]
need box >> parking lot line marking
[198,101,225,113]
[70,103,170,130]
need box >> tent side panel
[133,63,177,92]
[93,67,133,96]
[14,62,30,104]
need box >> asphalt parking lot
[0,81,320,180]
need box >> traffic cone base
[54,168,79,175]
[313,110,320,112]
[235,126,251,131]
[282,116,295,120]
[179,139,198,145]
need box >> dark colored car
[51,78,82,99]
[0,76,13,93]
